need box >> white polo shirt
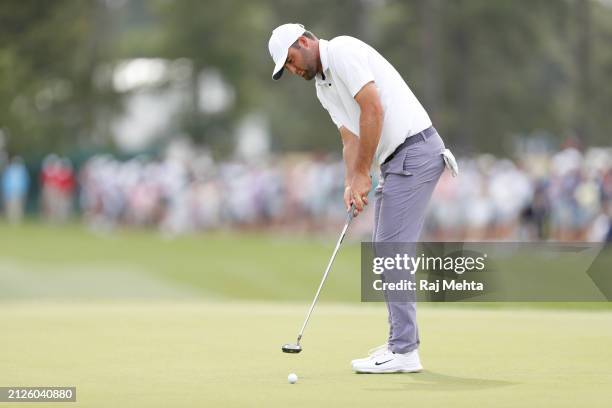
[315,37,432,166]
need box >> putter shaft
[296,208,354,344]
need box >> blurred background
[2,5,612,405]
[1,0,611,242]
[2,5,611,404]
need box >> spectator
[1,156,30,224]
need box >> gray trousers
[373,130,445,354]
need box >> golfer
[269,23,456,373]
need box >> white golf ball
[287,373,298,384]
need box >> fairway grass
[1,301,611,407]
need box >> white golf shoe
[351,348,423,373]
[350,343,389,366]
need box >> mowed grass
[0,222,362,301]
[1,222,610,308]
[1,222,612,407]
[0,302,611,408]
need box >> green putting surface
[0,302,611,407]
[1,222,611,406]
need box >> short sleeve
[330,42,375,98]
[323,102,342,128]
[316,88,343,128]
[329,111,342,128]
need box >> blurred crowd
[426,147,612,242]
[77,152,346,235]
[1,146,611,242]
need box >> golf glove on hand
[441,149,459,177]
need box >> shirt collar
[316,39,330,85]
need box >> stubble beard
[302,68,316,81]
[301,52,317,80]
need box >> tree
[0,0,119,155]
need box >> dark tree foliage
[1,0,611,157]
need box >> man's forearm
[355,107,383,174]
[340,127,359,187]
[343,140,358,187]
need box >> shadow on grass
[362,370,517,391]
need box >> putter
[282,205,356,354]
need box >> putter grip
[347,204,356,222]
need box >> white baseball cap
[268,23,306,80]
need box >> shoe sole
[353,365,423,374]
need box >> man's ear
[298,36,309,48]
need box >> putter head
[281,343,302,353]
